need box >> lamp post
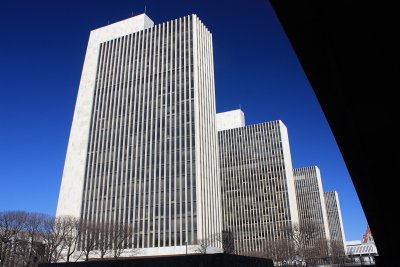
[185,241,188,255]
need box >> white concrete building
[324,191,346,252]
[216,109,245,131]
[346,225,378,264]
[293,167,331,243]
[56,13,222,256]
[218,118,299,253]
[346,240,378,264]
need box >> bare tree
[193,237,210,254]
[307,238,330,266]
[1,212,47,267]
[328,239,346,264]
[1,212,86,265]
[110,221,132,259]
[287,221,329,266]
[271,238,295,264]
[62,216,82,262]
[24,213,48,266]
[193,233,222,254]
[246,238,295,266]
[95,221,112,259]
[80,220,98,261]
[12,230,32,267]
[41,216,74,263]
[0,211,28,267]
[18,212,49,267]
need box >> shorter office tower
[293,167,330,247]
[218,112,299,254]
[346,240,378,265]
[324,191,346,254]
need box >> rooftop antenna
[144,5,147,14]
[239,104,242,110]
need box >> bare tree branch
[95,221,112,259]
[193,233,223,254]
[62,216,82,262]
[111,221,132,259]
[80,220,98,261]
[287,221,329,266]
[0,211,29,267]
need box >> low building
[346,226,378,265]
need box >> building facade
[218,119,299,254]
[346,227,378,265]
[324,191,346,253]
[215,109,245,132]
[293,167,330,244]
[56,13,222,256]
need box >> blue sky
[0,0,367,241]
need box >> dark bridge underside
[269,1,399,266]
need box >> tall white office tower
[293,167,331,245]
[324,191,346,253]
[218,112,299,254]
[56,13,222,256]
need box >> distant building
[346,240,378,256]
[362,225,374,244]
[324,191,346,253]
[346,226,378,265]
[218,117,299,253]
[293,167,330,243]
